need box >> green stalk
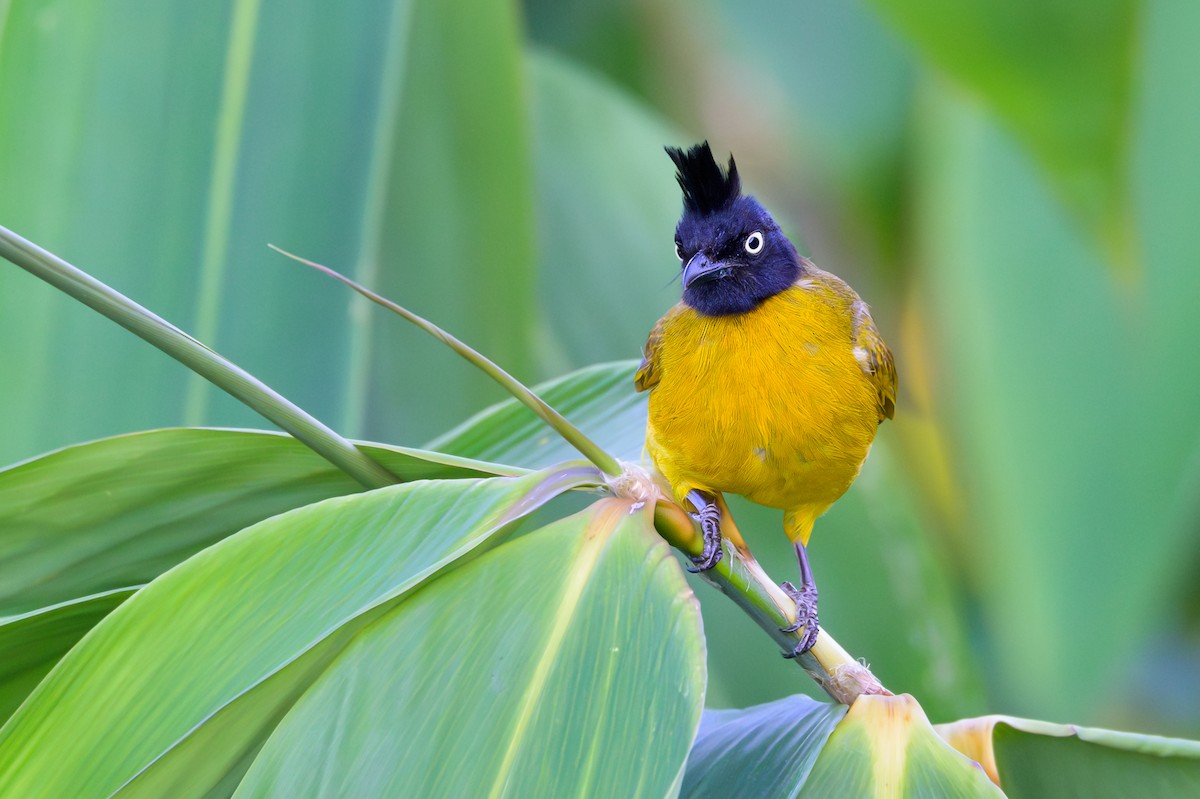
[271,245,624,478]
[0,225,398,490]
[653,501,888,705]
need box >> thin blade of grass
[270,244,622,477]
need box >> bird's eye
[744,231,764,255]
[674,240,684,261]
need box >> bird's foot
[780,580,819,658]
[686,502,723,572]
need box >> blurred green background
[2,0,1198,737]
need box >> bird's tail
[784,508,821,546]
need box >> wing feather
[851,300,897,422]
[634,305,683,393]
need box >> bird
[636,142,896,657]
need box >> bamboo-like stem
[0,225,399,491]
[653,500,889,705]
[271,245,624,478]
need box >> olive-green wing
[634,306,682,393]
[852,301,897,422]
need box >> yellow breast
[645,277,880,518]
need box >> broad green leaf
[866,0,1138,266]
[683,694,1001,797]
[0,468,599,797]
[117,627,361,798]
[938,714,1200,797]
[429,361,647,468]
[803,695,1002,797]
[0,427,519,617]
[682,695,847,797]
[235,499,705,797]
[0,588,136,722]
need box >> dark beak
[682,252,732,288]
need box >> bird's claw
[685,502,723,572]
[779,579,819,658]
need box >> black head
[665,142,804,316]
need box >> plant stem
[271,245,624,478]
[653,500,889,705]
[0,225,399,491]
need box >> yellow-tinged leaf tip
[848,694,920,796]
[933,716,1002,786]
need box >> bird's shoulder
[634,302,689,393]
[786,262,860,306]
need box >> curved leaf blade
[234,499,705,798]
[0,427,519,617]
[683,694,1002,797]
[682,695,847,798]
[938,714,1200,797]
[428,361,646,468]
[0,588,136,723]
[0,467,597,797]
[803,695,1004,797]
[116,629,358,798]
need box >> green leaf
[0,467,599,797]
[429,361,647,468]
[235,499,705,797]
[0,427,521,720]
[683,694,1001,797]
[0,588,136,723]
[0,427,519,617]
[866,0,1138,266]
[938,714,1200,797]
[682,695,847,797]
[803,695,1002,797]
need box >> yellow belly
[645,283,879,535]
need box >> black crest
[665,141,740,215]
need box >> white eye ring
[744,231,764,254]
[674,241,684,261]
